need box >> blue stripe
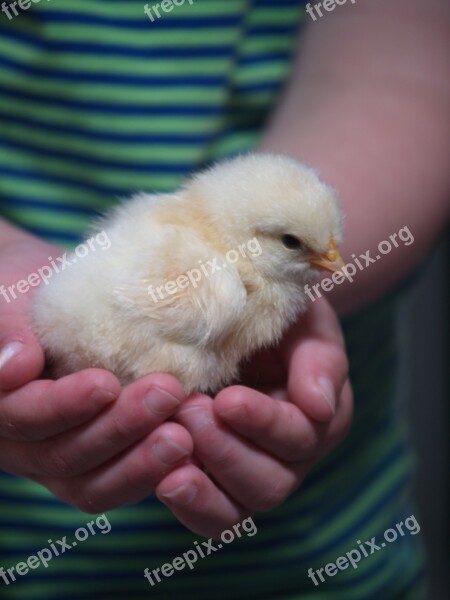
[0,85,222,115]
[234,81,282,93]
[0,139,195,172]
[23,13,241,28]
[0,114,211,145]
[0,29,232,57]
[0,56,224,86]
[0,166,131,197]
[0,195,105,217]
[0,226,85,243]
[2,11,297,34]
[0,29,292,64]
[10,12,295,33]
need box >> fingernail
[0,341,24,372]
[177,407,213,433]
[161,482,197,506]
[153,437,190,466]
[89,387,118,405]
[144,386,182,416]
[317,376,336,414]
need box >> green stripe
[0,66,226,102]
[0,96,222,133]
[29,0,245,18]
[0,121,209,162]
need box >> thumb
[280,297,350,423]
[0,291,45,391]
[0,243,49,390]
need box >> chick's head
[187,153,345,284]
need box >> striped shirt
[0,1,425,598]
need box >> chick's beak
[309,238,345,273]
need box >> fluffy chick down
[31,153,344,394]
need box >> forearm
[259,0,450,315]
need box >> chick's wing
[112,227,247,347]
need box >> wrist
[0,219,36,253]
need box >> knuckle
[283,442,313,464]
[121,466,155,494]
[71,490,107,514]
[106,414,139,447]
[299,428,321,458]
[1,418,37,442]
[122,442,163,493]
[248,404,274,435]
[209,445,238,471]
[52,400,79,432]
[252,478,295,512]
[36,444,81,478]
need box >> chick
[31,153,344,394]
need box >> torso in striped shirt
[0,2,424,598]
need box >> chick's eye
[281,234,303,250]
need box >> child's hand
[0,237,351,536]
[158,298,352,538]
[0,238,193,511]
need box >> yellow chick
[31,153,344,394]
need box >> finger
[214,385,328,462]
[12,374,185,478]
[0,369,120,442]
[36,423,193,513]
[280,298,349,422]
[157,463,251,539]
[215,376,353,460]
[175,396,307,512]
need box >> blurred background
[397,231,449,600]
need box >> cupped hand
[157,298,353,538]
[0,237,193,511]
